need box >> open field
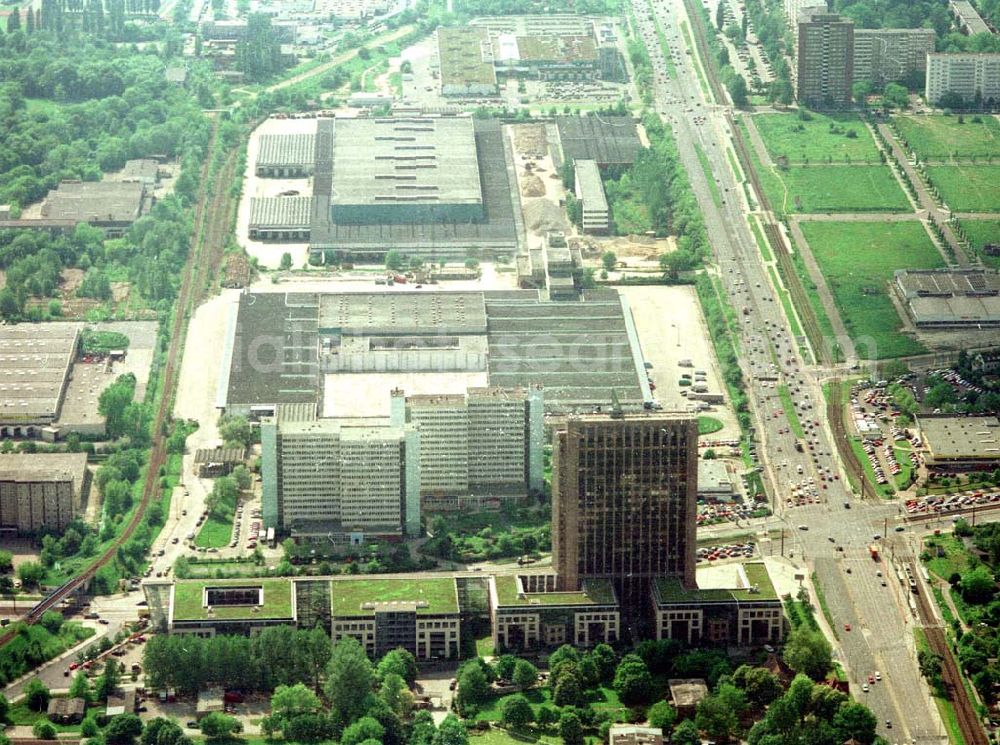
[894,114,1000,160]
[800,221,944,359]
[927,165,1000,212]
[960,219,1000,268]
[767,165,909,214]
[753,111,881,163]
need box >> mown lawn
[895,114,1000,160]
[195,489,237,549]
[800,221,944,359]
[927,165,1000,212]
[960,219,1000,268]
[775,165,910,213]
[753,111,880,163]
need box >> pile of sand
[513,124,548,158]
[520,174,546,198]
[522,199,566,233]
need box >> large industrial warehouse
[218,289,650,417]
[249,116,523,261]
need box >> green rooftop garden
[172,579,294,621]
[654,562,778,604]
[493,576,617,608]
[330,577,459,616]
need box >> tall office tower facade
[551,414,698,614]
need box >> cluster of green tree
[80,329,130,354]
[0,615,93,685]
[421,511,550,563]
[143,626,336,693]
[453,0,620,15]
[924,523,1000,702]
[236,14,287,81]
[741,0,793,104]
[604,115,709,275]
[5,0,162,40]
[698,4,749,106]
[146,634,469,745]
[627,37,654,106]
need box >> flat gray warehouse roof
[920,415,1000,462]
[223,292,319,409]
[895,269,1000,327]
[257,134,316,168]
[0,453,88,493]
[575,159,608,211]
[41,181,146,224]
[221,290,645,413]
[330,118,483,208]
[318,292,488,335]
[0,322,81,424]
[485,291,644,406]
[249,197,313,229]
[556,116,641,167]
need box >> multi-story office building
[551,414,698,612]
[260,404,420,539]
[853,29,936,87]
[925,53,1000,105]
[389,386,545,509]
[0,453,87,534]
[329,577,461,660]
[489,573,619,652]
[796,10,854,107]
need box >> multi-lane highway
[631,0,948,740]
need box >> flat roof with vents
[895,269,1000,327]
[919,414,1000,464]
[0,322,81,425]
[257,134,316,169]
[329,118,484,224]
[318,291,488,335]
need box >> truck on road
[869,544,880,561]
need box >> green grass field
[698,416,724,435]
[753,111,881,163]
[895,114,1000,160]
[927,165,1000,212]
[195,489,238,549]
[960,219,1000,268]
[773,166,910,213]
[800,221,944,359]
[777,385,805,439]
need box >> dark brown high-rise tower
[551,414,698,617]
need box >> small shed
[668,678,708,719]
[106,687,136,717]
[194,447,246,477]
[48,697,86,724]
[197,687,225,719]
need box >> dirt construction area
[619,285,740,440]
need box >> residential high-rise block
[853,28,935,87]
[551,414,698,613]
[925,53,1000,106]
[796,10,854,107]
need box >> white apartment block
[854,28,936,86]
[261,406,420,538]
[926,53,1000,104]
[390,385,545,504]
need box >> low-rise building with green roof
[330,576,462,660]
[148,578,298,635]
[651,562,783,646]
[489,573,620,652]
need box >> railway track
[0,118,235,648]
[825,378,876,501]
[911,560,989,745]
